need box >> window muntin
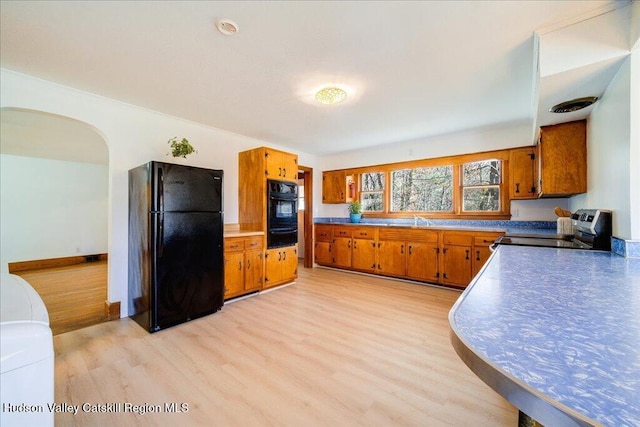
[461,160,501,212]
[360,172,384,212]
[391,166,453,212]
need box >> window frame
[344,149,511,219]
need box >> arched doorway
[0,107,110,334]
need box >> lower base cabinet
[265,245,298,289]
[314,224,502,289]
[224,235,264,300]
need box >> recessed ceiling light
[216,19,239,36]
[315,87,347,105]
[550,97,598,113]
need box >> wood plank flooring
[16,260,108,335]
[53,266,517,426]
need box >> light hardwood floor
[53,265,517,426]
[17,260,108,335]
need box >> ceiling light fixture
[550,96,598,113]
[216,19,239,36]
[315,87,347,105]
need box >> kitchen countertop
[449,246,640,426]
[314,219,558,235]
[224,230,265,238]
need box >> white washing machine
[0,273,54,426]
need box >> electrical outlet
[512,208,519,218]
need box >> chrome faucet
[413,215,431,227]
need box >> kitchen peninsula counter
[449,245,640,426]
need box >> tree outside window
[391,166,453,212]
[462,160,501,212]
[360,172,384,212]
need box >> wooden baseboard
[105,300,121,321]
[8,253,108,273]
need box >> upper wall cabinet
[322,170,354,204]
[537,120,587,198]
[509,146,538,200]
[265,148,298,182]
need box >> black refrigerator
[128,161,224,332]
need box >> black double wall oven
[267,179,298,248]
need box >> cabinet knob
[515,183,520,193]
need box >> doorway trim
[298,165,313,268]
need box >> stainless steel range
[494,209,612,251]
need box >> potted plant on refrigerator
[348,201,363,223]
[167,137,197,159]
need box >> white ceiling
[0,1,633,157]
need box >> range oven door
[267,227,298,249]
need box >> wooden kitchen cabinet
[322,170,347,204]
[351,227,376,273]
[472,234,501,277]
[224,235,264,299]
[314,224,333,266]
[377,240,406,277]
[406,230,440,282]
[265,245,298,289]
[538,120,587,197]
[314,224,501,289]
[239,146,299,289]
[509,146,537,199]
[377,228,440,281]
[441,233,473,288]
[265,148,298,182]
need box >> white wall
[568,7,640,241]
[0,69,319,316]
[0,155,108,266]
[569,55,631,238]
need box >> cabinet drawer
[315,225,333,242]
[245,236,264,250]
[442,233,473,246]
[404,229,438,244]
[473,234,502,246]
[352,227,375,239]
[378,228,407,241]
[333,226,353,238]
[224,238,245,252]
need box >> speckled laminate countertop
[314,219,558,235]
[449,245,640,427]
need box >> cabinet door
[442,245,472,288]
[509,147,537,199]
[322,171,347,204]
[281,246,298,281]
[265,248,283,286]
[224,252,245,298]
[245,250,263,292]
[352,238,376,272]
[333,237,352,268]
[406,243,439,282]
[472,246,492,277]
[314,241,333,266]
[280,153,298,182]
[377,241,406,277]
[538,120,587,197]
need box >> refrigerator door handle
[157,213,164,258]
[158,166,164,212]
